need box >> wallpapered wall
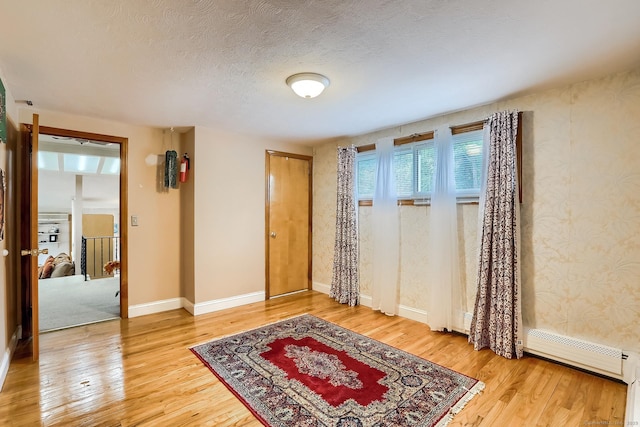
[313,68,640,354]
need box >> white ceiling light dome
[286,73,330,99]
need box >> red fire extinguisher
[179,153,190,183]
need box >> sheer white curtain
[427,126,462,331]
[371,137,399,315]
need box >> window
[452,130,484,197]
[356,153,376,199]
[356,129,484,201]
[394,147,413,198]
[415,141,435,196]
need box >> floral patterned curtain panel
[330,146,360,306]
[469,110,524,359]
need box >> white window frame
[355,129,484,203]
[355,151,376,200]
[451,129,484,200]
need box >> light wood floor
[0,291,627,426]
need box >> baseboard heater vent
[460,313,621,377]
[524,328,623,377]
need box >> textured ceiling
[1,0,639,143]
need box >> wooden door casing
[36,125,129,319]
[265,151,312,298]
[18,121,129,360]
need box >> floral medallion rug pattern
[190,314,484,426]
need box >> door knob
[21,248,49,257]
[270,231,277,238]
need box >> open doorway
[36,133,121,332]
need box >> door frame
[24,124,129,320]
[18,116,39,360]
[264,150,313,299]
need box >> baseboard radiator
[462,313,623,378]
[523,328,622,378]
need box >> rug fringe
[435,380,485,427]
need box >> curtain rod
[355,112,522,153]
[356,119,483,153]
[450,120,484,135]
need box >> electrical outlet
[131,215,139,226]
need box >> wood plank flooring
[0,291,627,426]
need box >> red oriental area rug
[190,314,484,426]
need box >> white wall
[191,126,312,304]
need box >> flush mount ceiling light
[286,72,330,99]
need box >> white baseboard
[128,298,184,318]
[398,305,429,324]
[182,298,195,315]
[356,295,429,323]
[313,281,371,304]
[312,282,427,323]
[1,327,20,392]
[128,291,266,318]
[360,294,372,307]
[626,376,639,425]
[623,352,639,425]
[312,281,331,294]
[463,312,473,332]
[191,291,265,316]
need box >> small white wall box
[49,235,57,242]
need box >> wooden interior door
[19,114,40,361]
[265,151,312,298]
